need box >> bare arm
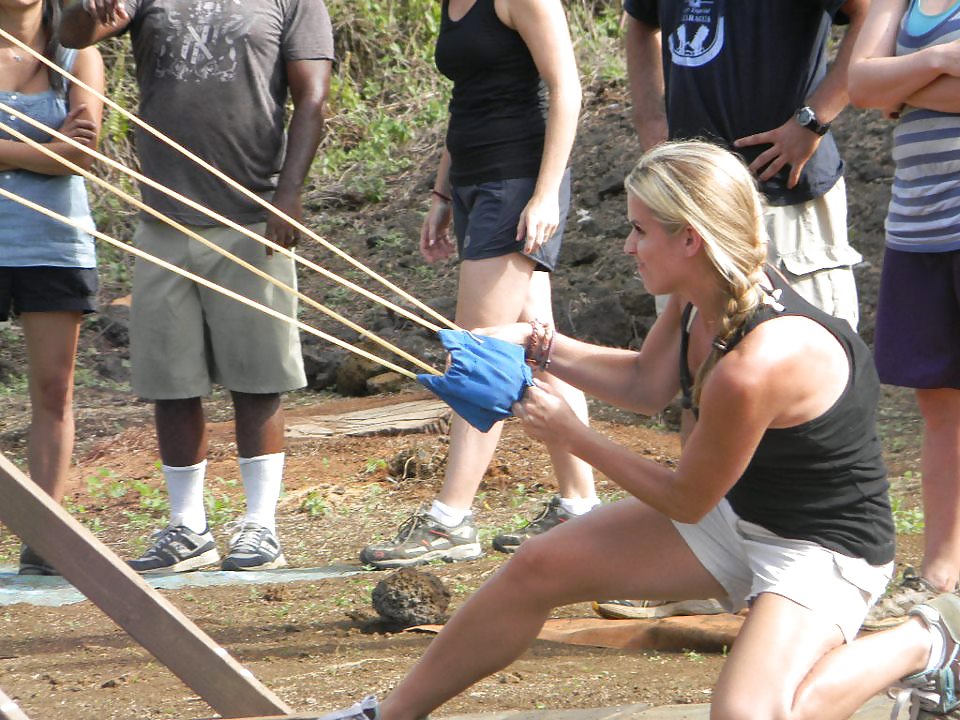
[514,317,847,523]
[735,0,870,188]
[264,58,332,254]
[501,0,582,254]
[848,0,960,109]
[624,14,668,151]
[420,148,455,263]
[480,293,688,415]
[906,75,960,112]
[59,0,131,48]
[514,347,771,523]
[0,47,105,175]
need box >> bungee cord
[0,26,460,333]
[0,101,445,336]
[0,110,442,377]
[0,184,424,380]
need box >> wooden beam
[0,687,32,720]
[0,452,291,719]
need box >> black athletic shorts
[0,266,99,321]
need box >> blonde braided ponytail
[624,140,768,404]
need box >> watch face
[797,107,814,125]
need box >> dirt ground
[0,76,929,720]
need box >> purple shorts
[874,247,960,389]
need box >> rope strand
[0,185,426,381]
[0,112,441,377]
[0,26,460,332]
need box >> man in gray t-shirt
[61,0,335,574]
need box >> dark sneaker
[18,544,57,576]
[893,594,960,718]
[863,567,940,631]
[491,495,573,554]
[360,509,482,569]
[317,695,379,720]
[592,598,725,619]
[128,525,220,574]
[221,522,287,571]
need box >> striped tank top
[886,0,960,252]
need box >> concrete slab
[0,564,365,607]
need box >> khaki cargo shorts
[130,219,306,400]
[765,177,862,330]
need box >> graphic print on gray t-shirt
[151,2,249,83]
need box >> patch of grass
[891,494,925,535]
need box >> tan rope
[0,111,441,377]
[0,101,444,336]
[0,185,423,381]
[0,26,460,332]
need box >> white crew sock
[560,495,601,516]
[164,460,207,534]
[239,452,284,533]
[429,499,471,527]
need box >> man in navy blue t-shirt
[624,0,868,330]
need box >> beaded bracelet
[525,320,555,372]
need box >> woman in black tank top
[324,142,960,720]
[358,0,600,570]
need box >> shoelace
[393,512,432,542]
[230,524,268,554]
[148,526,183,552]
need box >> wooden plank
[0,452,291,719]
[0,687,32,720]
[286,398,450,438]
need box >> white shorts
[674,499,893,642]
[764,177,862,330]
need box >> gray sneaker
[360,509,482,569]
[863,567,940,631]
[592,598,726,619]
[128,525,220,574]
[491,495,573,554]
[892,594,960,718]
[18,544,57,576]
[221,522,287,571]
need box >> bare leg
[232,391,284,458]
[713,592,931,720]
[522,272,595,500]
[916,388,960,591]
[21,311,82,503]
[380,499,725,720]
[437,254,538,510]
[155,397,207,467]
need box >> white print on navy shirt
[153,0,252,83]
[668,0,724,68]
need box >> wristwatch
[795,105,830,136]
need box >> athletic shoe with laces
[359,508,482,569]
[18,544,57,576]
[864,567,942,631]
[128,524,220,574]
[221,522,287,571]
[592,598,726,619]
[491,495,573,554]
[889,593,960,719]
[316,695,379,720]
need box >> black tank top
[679,270,895,565]
[435,0,547,185]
